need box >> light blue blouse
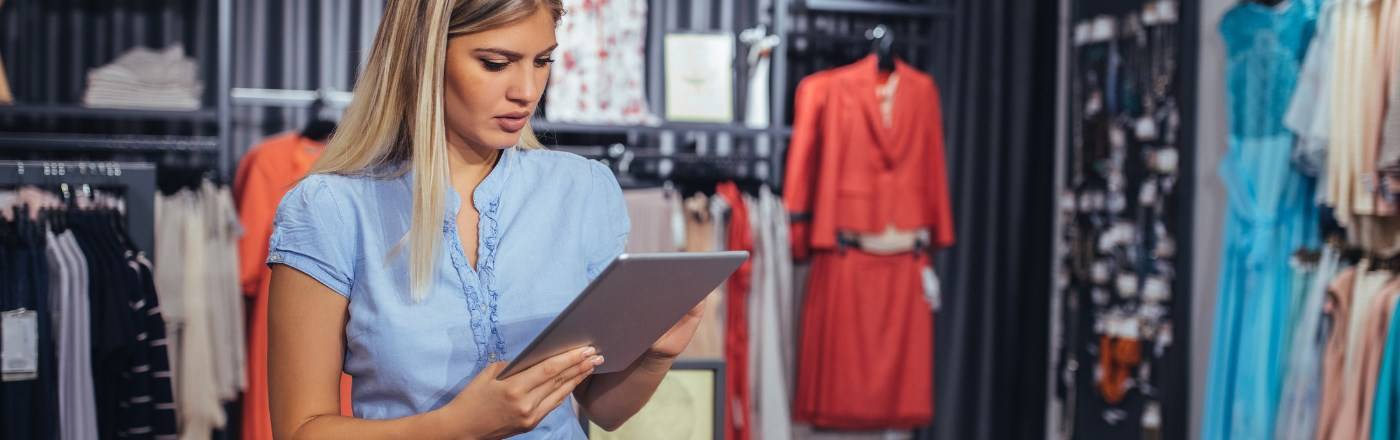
[266,147,629,439]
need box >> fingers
[525,351,602,406]
[515,346,597,390]
[533,368,592,419]
[482,361,507,378]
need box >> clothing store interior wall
[0,0,1396,439]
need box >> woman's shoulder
[515,147,615,185]
[279,171,403,221]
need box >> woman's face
[443,6,557,151]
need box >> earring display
[1054,1,1185,438]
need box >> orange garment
[716,182,753,440]
[1098,336,1142,404]
[233,132,350,440]
[784,55,955,260]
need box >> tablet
[497,251,748,380]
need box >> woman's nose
[505,66,540,104]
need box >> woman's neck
[445,136,502,197]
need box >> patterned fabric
[544,0,655,125]
[1203,2,1320,439]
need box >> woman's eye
[482,60,509,72]
[534,57,555,68]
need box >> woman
[265,1,703,438]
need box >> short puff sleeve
[266,175,357,297]
[581,161,631,281]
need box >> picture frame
[579,359,725,440]
[663,33,735,123]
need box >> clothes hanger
[300,89,338,143]
[867,24,896,73]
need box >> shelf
[0,133,220,152]
[0,104,217,122]
[532,120,792,137]
[797,0,951,17]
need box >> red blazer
[784,55,956,259]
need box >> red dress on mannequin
[785,55,955,429]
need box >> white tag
[922,265,941,311]
[2,309,39,382]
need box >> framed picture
[663,33,735,123]
[579,359,725,440]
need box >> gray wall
[1190,0,1231,438]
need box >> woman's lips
[495,114,529,133]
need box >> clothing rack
[554,143,776,187]
[0,161,157,260]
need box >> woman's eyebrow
[474,48,523,60]
[474,44,559,60]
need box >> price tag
[2,308,39,382]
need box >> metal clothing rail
[797,0,952,16]
[230,87,355,109]
[0,160,158,260]
[0,133,219,153]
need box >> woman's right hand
[440,346,605,439]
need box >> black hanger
[300,89,338,142]
[868,25,896,73]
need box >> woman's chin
[482,132,523,149]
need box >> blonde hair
[312,0,564,301]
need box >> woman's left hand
[645,299,707,360]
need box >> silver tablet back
[498,251,748,380]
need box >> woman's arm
[267,265,462,439]
[269,266,601,440]
[572,302,705,430]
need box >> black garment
[33,224,60,440]
[72,215,138,439]
[70,211,176,440]
[127,258,177,438]
[1,232,35,440]
[0,217,60,440]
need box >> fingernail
[592,355,605,365]
[583,347,597,356]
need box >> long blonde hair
[312,0,564,301]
